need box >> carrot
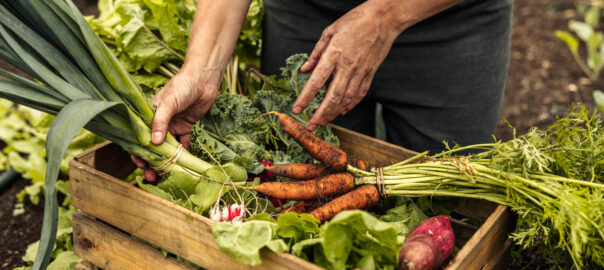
[279,177,306,182]
[270,112,347,170]
[279,200,321,215]
[309,184,380,222]
[347,158,370,171]
[250,172,355,200]
[265,163,328,180]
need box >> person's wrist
[364,0,416,36]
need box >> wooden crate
[70,126,514,270]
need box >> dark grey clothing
[261,0,513,154]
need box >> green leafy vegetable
[189,54,340,170]
[214,203,427,269]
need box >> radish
[209,207,222,222]
[398,215,455,270]
[228,204,243,221]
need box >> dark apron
[261,0,513,154]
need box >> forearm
[180,0,251,76]
[366,0,463,34]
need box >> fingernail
[152,131,163,143]
[293,106,302,114]
[307,124,317,131]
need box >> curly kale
[189,54,340,172]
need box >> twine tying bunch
[152,143,184,176]
[376,167,386,197]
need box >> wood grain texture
[445,205,514,270]
[330,125,418,167]
[69,160,322,270]
[73,212,195,270]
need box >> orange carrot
[279,200,321,215]
[310,184,380,222]
[347,158,370,171]
[250,172,355,200]
[270,112,347,170]
[265,163,328,180]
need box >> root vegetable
[265,163,328,180]
[309,184,380,222]
[279,200,321,215]
[270,112,347,170]
[347,158,370,171]
[398,215,455,270]
[250,172,355,200]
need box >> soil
[0,0,599,269]
[495,0,600,141]
[0,179,44,270]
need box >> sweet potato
[398,215,455,270]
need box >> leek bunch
[0,1,215,268]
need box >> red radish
[260,159,275,180]
[398,215,455,270]
[228,204,243,221]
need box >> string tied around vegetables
[152,143,185,177]
[375,167,386,197]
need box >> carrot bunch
[250,112,381,221]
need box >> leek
[0,1,215,268]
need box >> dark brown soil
[0,178,44,270]
[0,0,599,269]
[495,0,599,141]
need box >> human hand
[131,68,222,181]
[292,1,406,131]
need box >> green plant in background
[556,4,604,80]
[88,0,264,94]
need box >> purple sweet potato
[398,215,455,270]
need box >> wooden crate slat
[73,212,196,270]
[330,125,417,167]
[445,205,514,269]
[70,160,322,270]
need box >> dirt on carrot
[309,184,380,222]
[250,172,355,200]
[265,163,328,180]
[270,112,347,170]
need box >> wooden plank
[73,212,194,270]
[445,205,514,270]
[482,240,511,270]
[75,141,136,180]
[74,261,99,270]
[453,199,498,221]
[450,218,478,247]
[330,125,418,167]
[70,159,322,270]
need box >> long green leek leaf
[64,0,155,123]
[0,23,89,101]
[33,99,120,270]
[0,79,65,112]
[0,69,70,104]
[0,2,105,100]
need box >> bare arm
[134,0,250,181]
[151,0,251,145]
[293,0,463,131]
